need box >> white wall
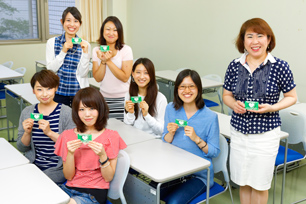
[126,0,306,102]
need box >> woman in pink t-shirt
[54,87,126,204]
[92,16,133,121]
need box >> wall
[126,0,306,102]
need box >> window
[0,0,75,44]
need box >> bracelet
[101,61,106,65]
[99,157,109,166]
[101,161,110,169]
[196,138,202,145]
[200,142,208,150]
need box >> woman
[124,58,167,138]
[92,16,133,121]
[17,70,75,184]
[54,87,127,204]
[223,18,297,204]
[162,69,220,204]
[46,7,91,107]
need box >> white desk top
[35,60,47,66]
[107,118,156,146]
[0,164,70,204]
[89,77,100,89]
[215,112,289,140]
[0,138,29,170]
[124,139,211,183]
[0,64,23,80]
[156,70,223,89]
[5,83,39,104]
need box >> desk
[216,112,288,204]
[88,77,100,89]
[0,138,29,169]
[35,60,47,72]
[0,164,69,204]
[123,139,211,204]
[5,83,39,141]
[155,70,223,102]
[0,64,24,81]
[106,118,156,145]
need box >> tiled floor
[1,116,305,204]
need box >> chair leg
[273,167,277,204]
[217,93,224,113]
[228,183,234,204]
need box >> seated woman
[161,69,220,204]
[54,87,127,204]
[17,70,75,184]
[124,58,167,138]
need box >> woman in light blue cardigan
[162,69,220,204]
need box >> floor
[1,112,306,204]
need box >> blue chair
[201,74,224,113]
[189,134,234,204]
[273,105,306,204]
[106,150,130,204]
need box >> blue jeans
[160,177,207,204]
[54,94,74,107]
[59,184,98,204]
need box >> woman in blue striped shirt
[17,70,75,184]
[46,7,91,107]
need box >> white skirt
[229,126,280,191]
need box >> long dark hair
[97,16,124,50]
[129,58,158,120]
[173,69,204,110]
[72,87,109,132]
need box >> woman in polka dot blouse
[223,18,297,204]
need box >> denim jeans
[160,177,207,204]
[59,184,98,204]
[54,94,74,107]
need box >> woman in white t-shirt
[124,58,167,138]
[92,16,133,121]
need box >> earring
[131,77,135,82]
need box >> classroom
[1,0,306,204]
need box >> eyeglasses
[178,84,197,91]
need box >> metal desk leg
[281,138,288,204]
[207,168,210,204]
[157,183,162,204]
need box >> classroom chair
[201,74,224,113]
[189,134,234,204]
[2,61,13,69]
[106,150,130,204]
[13,67,26,83]
[273,106,306,204]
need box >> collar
[59,32,79,44]
[235,52,276,73]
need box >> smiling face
[178,76,198,105]
[33,81,57,105]
[103,21,118,45]
[62,12,81,37]
[132,64,151,89]
[244,29,271,59]
[78,102,99,129]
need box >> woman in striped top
[17,70,75,184]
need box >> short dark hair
[236,18,275,53]
[72,87,109,132]
[97,16,124,50]
[62,7,82,25]
[129,58,158,120]
[30,70,59,89]
[173,69,204,110]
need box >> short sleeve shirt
[223,53,296,134]
[54,128,127,189]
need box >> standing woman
[223,18,297,204]
[124,58,167,138]
[92,16,133,121]
[46,7,91,107]
[162,69,220,204]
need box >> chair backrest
[107,150,130,204]
[14,67,26,75]
[2,61,13,69]
[212,134,230,182]
[279,106,306,151]
[201,74,222,97]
